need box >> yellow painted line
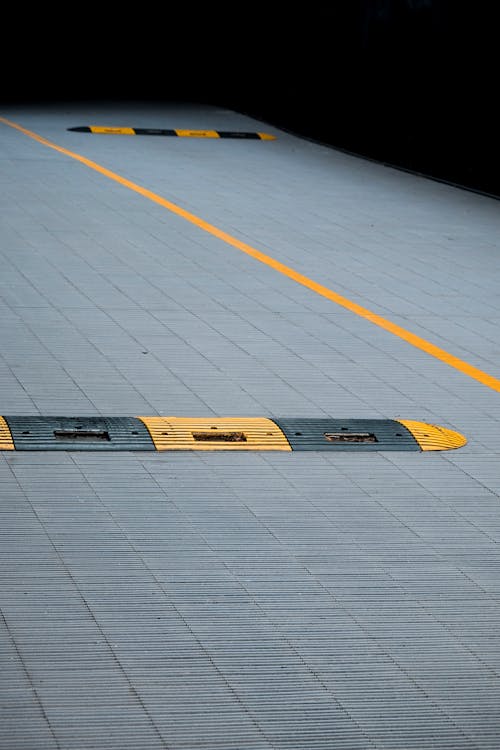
[0,417,15,450]
[2,115,500,394]
[396,419,467,451]
[138,417,292,450]
[174,129,220,138]
[89,126,136,135]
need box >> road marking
[2,115,499,393]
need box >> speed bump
[137,417,291,451]
[0,416,466,452]
[68,126,276,140]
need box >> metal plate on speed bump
[273,418,420,451]
[4,416,156,451]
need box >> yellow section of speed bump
[396,420,467,451]
[0,417,15,450]
[138,417,292,451]
[89,126,136,135]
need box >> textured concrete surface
[1,101,500,749]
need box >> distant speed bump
[68,126,276,140]
[0,416,466,451]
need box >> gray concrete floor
[1,101,500,749]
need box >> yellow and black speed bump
[0,416,466,451]
[68,127,276,140]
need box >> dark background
[4,2,498,197]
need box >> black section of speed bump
[273,418,419,451]
[4,416,156,451]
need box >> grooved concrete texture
[1,102,500,750]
